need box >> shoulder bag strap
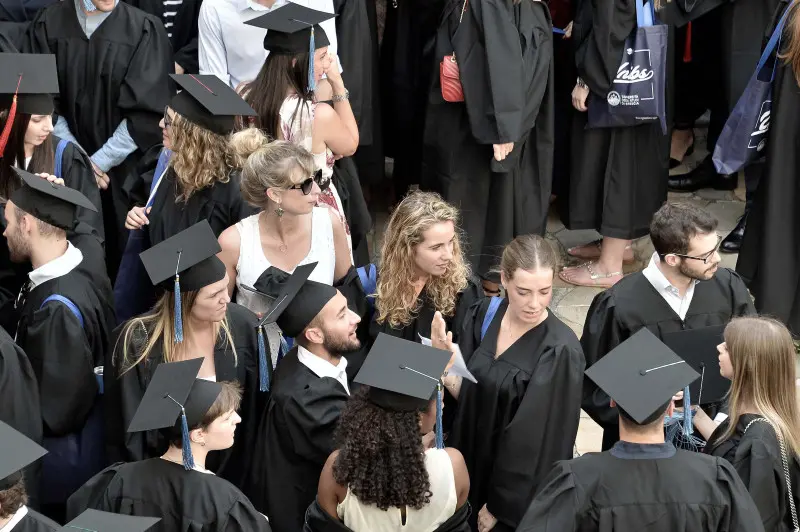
[54,138,69,179]
[40,294,84,329]
[481,296,502,341]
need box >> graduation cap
[245,3,336,91]
[127,358,222,470]
[169,74,256,136]
[139,221,226,343]
[354,333,451,449]
[0,53,59,158]
[60,509,160,532]
[0,421,48,491]
[9,168,97,230]
[655,0,727,27]
[585,328,700,425]
[662,325,728,405]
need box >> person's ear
[266,187,282,204]
[663,254,680,268]
[304,325,325,345]
[610,399,617,408]
[189,427,206,446]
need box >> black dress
[103,303,269,491]
[449,299,585,531]
[66,459,271,531]
[123,0,202,73]
[560,0,668,240]
[580,269,756,449]
[706,414,800,532]
[422,0,554,275]
[244,347,350,532]
[517,441,767,531]
[737,0,800,336]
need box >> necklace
[259,212,289,253]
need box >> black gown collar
[610,440,676,460]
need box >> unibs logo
[750,109,770,138]
[613,48,654,84]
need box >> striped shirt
[163,0,184,37]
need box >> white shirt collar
[237,0,279,13]
[1,505,29,531]
[641,252,698,320]
[297,344,349,395]
[28,241,83,288]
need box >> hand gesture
[34,173,65,186]
[125,206,151,230]
[572,83,589,112]
[478,504,498,532]
[564,20,573,39]
[325,53,343,85]
[431,311,457,372]
[492,142,514,162]
[91,162,110,189]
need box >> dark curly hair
[332,388,431,511]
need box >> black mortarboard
[169,74,256,136]
[0,421,47,491]
[655,0,727,27]
[585,328,700,424]
[60,509,160,532]
[355,334,451,448]
[0,53,59,116]
[662,325,728,405]
[139,221,226,343]
[9,168,97,230]
[127,358,222,470]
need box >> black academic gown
[103,303,268,491]
[737,0,800,336]
[66,459,271,532]
[581,269,756,450]
[559,0,668,240]
[449,299,585,531]
[13,509,60,532]
[706,414,800,532]
[23,0,173,280]
[0,327,43,509]
[303,498,473,532]
[245,347,350,532]
[422,0,554,275]
[516,441,767,531]
[123,0,201,73]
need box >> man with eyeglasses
[580,202,756,451]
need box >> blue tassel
[307,26,316,93]
[277,334,290,364]
[664,385,703,450]
[435,383,444,450]
[682,385,693,439]
[174,275,183,343]
[180,410,195,470]
[258,326,269,392]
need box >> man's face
[2,202,31,264]
[90,0,117,12]
[678,232,721,281]
[312,292,361,355]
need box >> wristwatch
[332,89,350,103]
[576,77,588,89]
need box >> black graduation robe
[103,303,268,491]
[0,327,43,509]
[123,0,201,73]
[516,441,767,531]
[559,0,668,240]
[449,299,585,531]
[581,269,756,450]
[244,347,350,532]
[706,414,800,532]
[737,0,800,336]
[66,459,271,531]
[303,498,473,532]
[12,509,60,532]
[422,0,554,275]
[23,0,173,280]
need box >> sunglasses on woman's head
[288,170,329,195]
[163,108,172,127]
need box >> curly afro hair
[332,388,432,511]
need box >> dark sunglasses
[163,108,172,127]
[288,169,329,195]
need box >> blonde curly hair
[376,191,470,328]
[169,111,237,202]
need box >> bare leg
[560,237,628,288]
[670,128,694,162]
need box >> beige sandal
[567,239,635,263]
[558,262,623,288]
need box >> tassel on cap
[307,26,316,93]
[0,74,22,159]
[174,250,184,344]
[179,408,195,470]
[258,326,269,392]
[435,382,444,450]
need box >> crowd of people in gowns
[1,0,800,530]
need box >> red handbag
[440,0,469,103]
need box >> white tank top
[234,208,336,363]
[336,449,458,532]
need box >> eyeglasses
[667,235,722,264]
[163,108,173,127]
[288,170,329,195]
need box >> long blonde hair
[115,290,236,374]
[169,112,236,202]
[719,316,800,457]
[781,0,800,85]
[376,191,470,328]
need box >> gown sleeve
[452,278,484,345]
[729,270,757,317]
[716,458,770,532]
[283,379,349,465]
[59,140,105,239]
[25,303,97,436]
[486,343,586,528]
[515,461,585,532]
[731,428,785,530]
[222,498,273,532]
[573,0,636,95]
[579,290,624,430]
[65,465,121,519]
